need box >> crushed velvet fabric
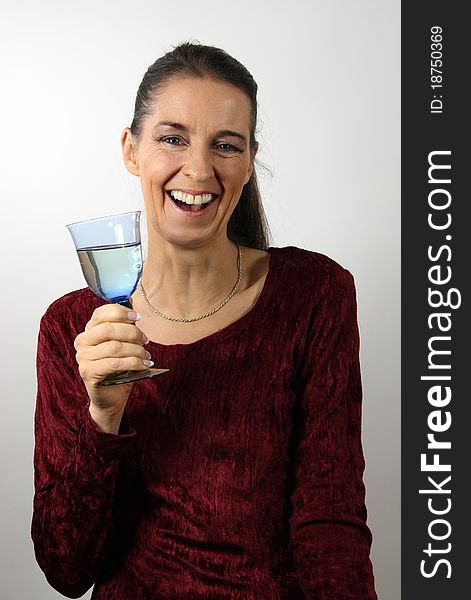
[32,246,377,599]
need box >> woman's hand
[74,305,151,433]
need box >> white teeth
[169,190,214,204]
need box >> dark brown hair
[130,42,271,250]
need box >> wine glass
[66,211,169,386]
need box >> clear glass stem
[96,298,169,386]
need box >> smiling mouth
[166,189,220,213]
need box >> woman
[32,42,377,599]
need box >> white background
[0,1,400,598]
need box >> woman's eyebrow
[153,121,188,132]
[215,130,247,144]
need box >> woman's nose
[182,146,215,181]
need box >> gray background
[0,1,400,598]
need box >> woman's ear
[245,141,259,183]
[121,128,139,176]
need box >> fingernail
[141,332,150,344]
[144,350,152,359]
[128,311,141,321]
[143,359,154,367]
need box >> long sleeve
[31,310,136,598]
[31,250,377,599]
[289,268,377,599]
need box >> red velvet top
[32,246,377,599]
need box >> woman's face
[122,76,257,249]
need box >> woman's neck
[136,236,241,319]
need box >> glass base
[98,368,170,387]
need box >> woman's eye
[161,136,182,146]
[214,143,241,154]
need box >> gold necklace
[139,244,242,323]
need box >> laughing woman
[32,43,377,599]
